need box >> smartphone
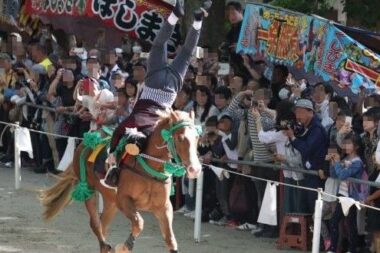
[218,63,230,76]
[196,47,204,59]
[140,52,150,59]
[345,116,352,126]
[0,68,5,76]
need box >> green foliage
[343,0,380,30]
[271,0,331,16]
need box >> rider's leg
[170,0,212,80]
[147,0,183,74]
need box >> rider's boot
[102,129,148,188]
[193,0,213,21]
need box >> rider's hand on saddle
[106,153,116,169]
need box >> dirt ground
[0,166,298,253]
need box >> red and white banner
[25,0,179,50]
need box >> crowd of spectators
[1,1,380,252]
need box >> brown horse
[40,110,201,253]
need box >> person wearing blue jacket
[283,99,328,213]
[326,133,366,253]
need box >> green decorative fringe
[71,147,95,202]
[83,131,103,149]
[164,162,186,177]
[72,182,95,202]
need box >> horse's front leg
[154,202,178,253]
[115,196,144,253]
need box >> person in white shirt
[255,100,305,213]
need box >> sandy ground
[0,166,298,253]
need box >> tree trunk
[182,0,227,52]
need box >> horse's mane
[154,109,191,131]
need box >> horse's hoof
[115,243,130,253]
[101,242,113,253]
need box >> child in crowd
[327,133,366,253]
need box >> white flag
[258,182,277,226]
[15,127,33,159]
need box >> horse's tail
[39,163,77,221]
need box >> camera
[277,119,305,137]
[277,119,296,130]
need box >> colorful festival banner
[25,0,179,51]
[237,3,380,94]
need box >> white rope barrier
[193,163,380,252]
[0,120,83,140]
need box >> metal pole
[312,190,323,253]
[194,170,204,243]
[14,123,21,190]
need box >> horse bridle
[160,120,202,165]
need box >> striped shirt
[227,94,275,162]
[140,86,177,108]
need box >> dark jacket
[290,116,328,182]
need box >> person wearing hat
[104,0,213,188]
[283,98,328,213]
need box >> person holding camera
[227,88,277,237]
[257,100,306,214]
[283,99,328,213]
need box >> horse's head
[158,110,202,179]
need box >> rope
[0,120,83,140]
[204,165,380,212]
[212,158,380,188]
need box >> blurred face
[342,140,355,155]
[195,90,208,107]
[312,85,328,104]
[335,115,345,130]
[86,60,100,78]
[125,82,137,97]
[0,59,11,71]
[363,116,376,132]
[63,59,77,70]
[112,75,124,89]
[62,69,74,85]
[175,90,190,108]
[133,66,145,82]
[247,80,260,92]
[214,94,228,110]
[105,52,118,66]
[230,76,243,95]
[217,118,232,133]
[226,6,243,24]
[118,93,127,106]
[295,107,313,126]
[254,89,271,105]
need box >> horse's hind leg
[115,197,144,253]
[85,195,112,253]
[154,203,178,252]
[99,197,118,252]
